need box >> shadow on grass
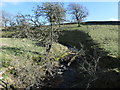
[38,29,120,88]
[1,46,40,55]
[58,30,120,69]
[57,29,120,88]
[34,29,120,68]
[58,30,108,56]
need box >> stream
[43,51,82,88]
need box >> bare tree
[54,3,66,27]
[34,2,66,26]
[1,11,16,28]
[13,12,60,53]
[32,2,65,52]
[1,11,10,27]
[25,10,44,27]
[8,16,16,27]
[15,13,29,26]
[68,3,89,27]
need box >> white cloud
[0,2,7,8]
[2,0,18,2]
[1,0,119,2]
[107,18,118,21]
[0,2,2,7]
[1,0,37,2]
[1,0,25,6]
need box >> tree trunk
[59,22,61,27]
[77,21,80,27]
[46,23,53,53]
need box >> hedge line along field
[1,24,118,67]
[1,24,118,57]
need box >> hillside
[0,24,120,89]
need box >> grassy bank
[60,24,118,57]
[0,24,119,88]
[0,37,68,87]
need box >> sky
[1,1,119,21]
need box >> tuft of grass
[0,50,13,68]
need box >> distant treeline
[60,21,120,25]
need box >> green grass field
[0,24,119,88]
[1,24,118,68]
[0,38,68,67]
[0,37,68,87]
[60,24,118,57]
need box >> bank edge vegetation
[0,2,120,89]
